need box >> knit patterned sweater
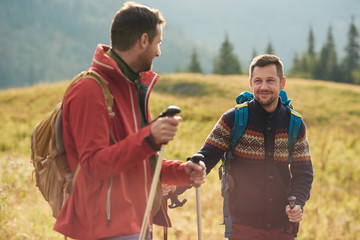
[198,98,313,230]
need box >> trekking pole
[288,196,299,240]
[139,105,181,240]
[189,153,204,240]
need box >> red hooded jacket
[54,44,190,239]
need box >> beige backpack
[31,70,114,218]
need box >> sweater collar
[253,97,282,118]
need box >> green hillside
[1,74,360,239]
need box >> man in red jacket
[53,2,206,240]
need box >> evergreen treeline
[286,18,360,84]
[288,17,360,84]
[187,18,360,85]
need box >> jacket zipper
[144,74,157,123]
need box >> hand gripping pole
[288,196,299,240]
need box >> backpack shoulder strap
[66,70,115,118]
[228,102,248,159]
[279,89,302,163]
[59,70,116,185]
[227,91,253,159]
[287,108,302,164]
[56,70,116,155]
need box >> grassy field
[1,73,360,239]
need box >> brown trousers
[230,224,294,240]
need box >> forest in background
[1,0,360,89]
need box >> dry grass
[1,73,360,239]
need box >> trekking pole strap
[223,190,232,238]
[220,169,232,238]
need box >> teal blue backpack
[219,90,302,238]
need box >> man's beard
[256,92,277,109]
[259,97,276,107]
[137,50,153,72]
[143,62,153,72]
[138,59,152,72]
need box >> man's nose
[156,48,161,57]
[260,81,268,89]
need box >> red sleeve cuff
[162,161,190,186]
[145,132,161,151]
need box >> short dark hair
[249,54,284,80]
[110,1,166,51]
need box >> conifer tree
[306,26,317,77]
[288,51,313,79]
[265,42,275,54]
[314,26,339,81]
[288,52,301,77]
[213,33,241,75]
[289,26,317,79]
[308,26,315,56]
[341,16,360,83]
[187,48,203,73]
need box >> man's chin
[141,64,153,72]
[258,97,271,105]
[258,97,276,107]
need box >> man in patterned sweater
[197,54,313,240]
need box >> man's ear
[138,33,149,49]
[281,76,287,90]
[249,78,253,91]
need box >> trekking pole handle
[190,153,204,164]
[288,196,296,209]
[159,105,181,118]
[187,153,204,189]
[147,105,181,126]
